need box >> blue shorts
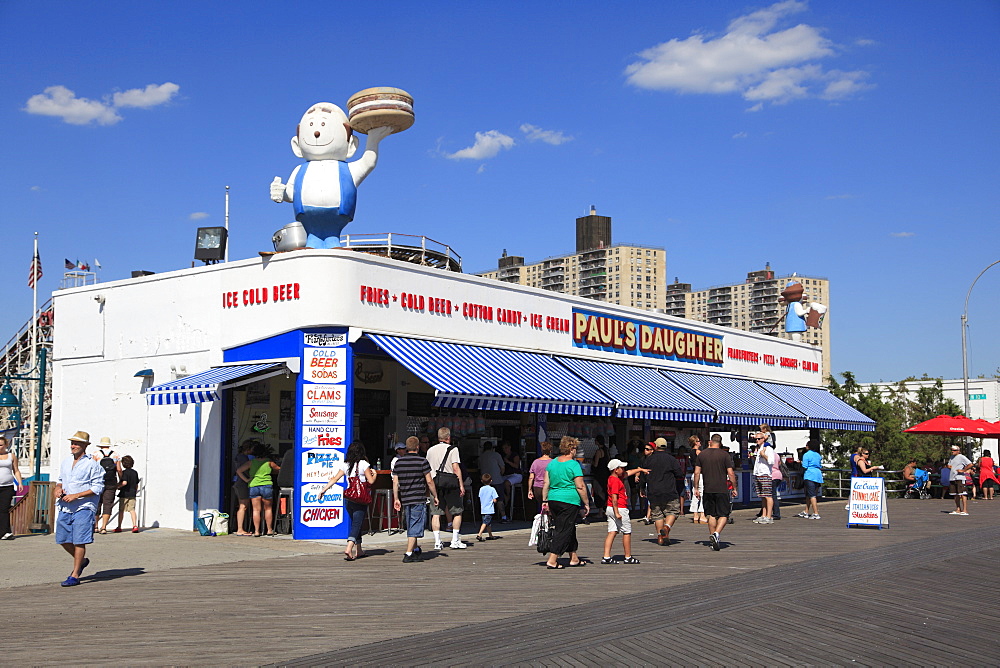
[405,503,426,538]
[804,480,823,499]
[481,513,494,526]
[249,486,273,499]
[56,508,96,545]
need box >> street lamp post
[961,259,1000,420]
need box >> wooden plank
[3,498,999,666]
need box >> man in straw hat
[53,431,105,586]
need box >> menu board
[847,477,889,529]
[295,330,353,539]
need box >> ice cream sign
[573,309,723,367]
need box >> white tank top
[0,455,14,487]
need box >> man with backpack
[93,437,122,534]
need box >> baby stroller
[903,468,931,499]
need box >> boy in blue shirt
[476,474,499,542]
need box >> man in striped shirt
[393,437,438,562]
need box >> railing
[10,481,55,535]
[339,233,462,272]
[821,468,913,498]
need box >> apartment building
[666,264,831,375]
[478,208,667,311]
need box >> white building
[858,378,1000,423]
[50,248,872,538]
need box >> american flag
[28,251,42,289]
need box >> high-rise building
[477,208,667,311]
[668,264,831,374]
[479,214,830,374]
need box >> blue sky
[2,1,998,383]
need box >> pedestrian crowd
[37,422,999,588]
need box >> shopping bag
[528,513,542,547]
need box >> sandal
[623,556,640,564]
[546,563,565,569]
[98,529,107,535]
[343,554,356,561]
[568,560,589,567]
[600,557,620,564]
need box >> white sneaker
[434,542,444,550]
[808,514,821,520]
[449,541,467,549]
[958,512,969,516]
[795,511,810,518]
[949,511,962,515]
[759,517,774,524]
[0,532,12,540]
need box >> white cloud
[624,0,872,107]
[189,212,210,220]
[24,86,122,125]
[890,232,915,238]
[476,164,487,174]
[113,82,180,108]
[825,193,856,200]
[820,70,873,100]
[520,123,574,145]
[30,185,42,191]
[446,130,515,160]
[24,82,180,126]
[733,131,748,139]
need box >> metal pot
[272,222,307,252]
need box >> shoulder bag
[434,445,460,491]
[535,511,552,554]
[344,462,372,505]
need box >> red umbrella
[903,415,1000,437]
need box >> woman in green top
[236,443,281,536]
[541,436,591,569]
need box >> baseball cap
[394,442,407,450]
[654,437,669,449]
[607,458,628,471]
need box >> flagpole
[224,185,230,263]
[31,232,38,366]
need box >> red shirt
[607,474,628,508]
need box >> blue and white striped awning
[146,363,288,405]
[757,382,876,431]
[661,370,808,428]
[367,334,614,416]
[555,357,716,422]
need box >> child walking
[602,459,643,564]
[113,455,141,533]
[476,474,499,542]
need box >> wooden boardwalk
[10,498,1000,666]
